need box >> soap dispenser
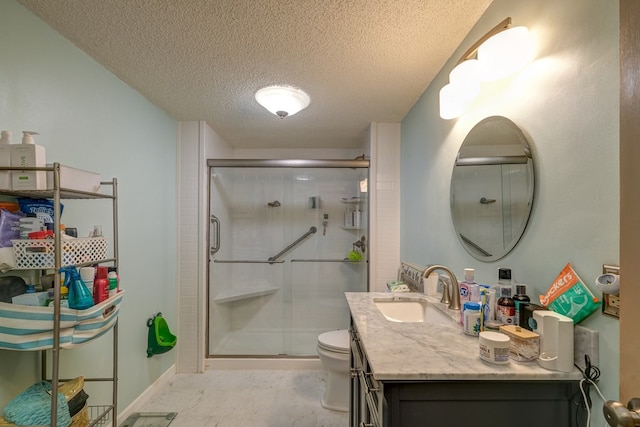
[11,131,46,190]
[532,310,574,372]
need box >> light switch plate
[574,325,599,370]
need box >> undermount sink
[374,296,453,324]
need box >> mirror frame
[450,116,535,262]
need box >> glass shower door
[208,164,368,357]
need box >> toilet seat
[318,330,350,354]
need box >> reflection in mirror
[450,116,534,261]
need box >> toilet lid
[318,329,350,353]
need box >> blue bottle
[60,266,94,310]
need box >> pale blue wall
[401,0,619,424]
[0,0,177,412]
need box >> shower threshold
[206,357,323,371]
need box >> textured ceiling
[18,0,492,149]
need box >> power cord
[573,354,606,426]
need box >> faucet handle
[440,282,451,305]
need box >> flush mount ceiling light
[440,17,534,120]
[255,85,311,119]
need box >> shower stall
[207,159,369,357]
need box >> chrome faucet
[422,265,461,310]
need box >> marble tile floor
[137,370,349,427]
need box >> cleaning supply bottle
[50,282,69,308]
[107,267,119,297]
[79,266,95,295]
[93,266,109,304]
[513,284,531,326]
[60,266,94,310]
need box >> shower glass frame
[207,159,369,358]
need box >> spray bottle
[59,266,94,310]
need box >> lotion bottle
[11,131,46,190]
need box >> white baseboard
[206,358,323,370]
[115,364,176,426]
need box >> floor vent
[121,412,177,427]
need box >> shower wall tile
[370,122,401,292]
[177,121,200,373]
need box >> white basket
[11,237,108,269]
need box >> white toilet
[317,329,350,412]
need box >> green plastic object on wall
[146,312,177,358]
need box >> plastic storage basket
[11,237,108,269]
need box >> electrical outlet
[574,325,599,370]
[602,264,620,318]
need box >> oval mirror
[450,116,535,261]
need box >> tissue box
[499,325,540,361]
[46,164,100,193]
[12,291,49,307]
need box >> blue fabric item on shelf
[3,381,71,427]
[16,198,63,224]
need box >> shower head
[267,200,281,207]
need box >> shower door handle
[210,215,220,255]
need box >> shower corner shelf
[341,196,366,203]
[214,286,280,304]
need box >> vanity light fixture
[255,85,311,118]
[439,17,534,119]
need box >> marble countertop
[346,292,583,382]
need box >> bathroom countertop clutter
[345,292,582,381]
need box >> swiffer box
[12,291,49,307]
[11,144,47,190]
[46,164,101,193]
